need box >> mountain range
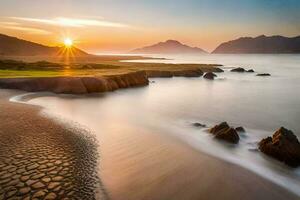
[0,34,88,56]
[1,33,300,56]
[212,35,300,54]
[131,40,207,54]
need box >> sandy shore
[0,89,298,200]
[0,89,107,199]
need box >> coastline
[0,89,107,199]
[5,89,299,200]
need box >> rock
[235,127,246,133]
[215,128,240,144]
[213,67,224,73]
[203,72,217,80]
[256,73,271,76]
[247,69,255,73]
[231,67,245,72]
[258,127,300,167]
[209,122,240,144]
[192,122,206,128]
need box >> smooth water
[25,54,300,196]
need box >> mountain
[212,35,300,54]
[131,40,207,54]
[0,33,88,56]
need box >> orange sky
[0,0,299,53]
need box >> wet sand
[0,89,299,200]
[99,122,298,200]
[0,89,106,199]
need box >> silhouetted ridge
[0,33,88,56]
[213,35,300,54]
[131,40,207,54]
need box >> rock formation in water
[235,127,246,133]
[0,33,88,56]
[231,67,246,72]
[209,122,240,144]
[247,69,255,73]
[256,73,271,76]
[192,122,206,128]
[131,40,207,54]
[212,35,300,54]
[259,127,300,167]
[203,72,217,80]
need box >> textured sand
[0,90,107,200]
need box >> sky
[0,0,299,53]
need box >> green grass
[0,58,222,78]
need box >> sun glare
[64,38,73,47]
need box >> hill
[0,33,88,56]
[131,40,207,54]
[212,35,300,54]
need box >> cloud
[11,17,130,28]
[0,21,52,35]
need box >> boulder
[192,122,206,128]
[235,127,246,133]
[231,67,245,72]
[209,122,240,144]
[247,69,255,73]
[256,73,271,76]
[203,72,217,80]
[259,127,300,167]
[213,67,224,73]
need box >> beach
[0,88,298,200]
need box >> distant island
[0,33,88,56]
[131,40,207,54]
[212,35,300,54]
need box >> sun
[64,38,73,48]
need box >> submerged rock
[256,73,271,76]
[203,72,217,80]
[235,127,246,133]
[209,122,240,144]
[259,127,300,167]
[192,122,206,128]
[231,67,246,72]
[213,67,224,73]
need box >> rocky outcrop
[235,127,246,133]
[145,68,203,78]
[231,67,246,72]
[0,71,149,94]
[209,122,240,144]
[203,72,217,80]
[212,68,224,73]
[231,68,255,73]
[0,68,207,94]
[257,73,271,76]
[259,127,300,167]
[192,122,206,128]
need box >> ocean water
[21,54,300,196]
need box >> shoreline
[0,89,108,199]
[6,89,299,200]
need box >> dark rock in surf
[213,67,224,73]
[235,127,246,133]
[247,69,255,73]
[209,122,240,144]
[259,127,300,167]
[231,67,246,72]
[203,72,217,80]
[192,122,206,128]
[256,73,271,76]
